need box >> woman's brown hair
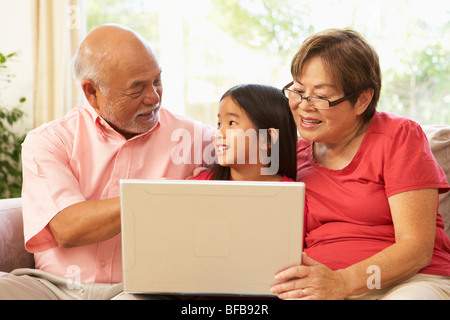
[291,28,382,123]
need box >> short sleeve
[22,130,86,253]
[383,120,449,197]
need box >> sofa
[0,124,449,274]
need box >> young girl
[193,84,298,182]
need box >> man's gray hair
[72,47,109,94]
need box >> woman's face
[289,56,365,146]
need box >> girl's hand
[271,253,347,300]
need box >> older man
[0,24,214,299]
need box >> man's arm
[49,197,121,248]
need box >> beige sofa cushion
[422,125,450,237]
[0,198,34,272]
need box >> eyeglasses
[282,81,355,110]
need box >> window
[84,0,450,126]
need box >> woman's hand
[271,253,347,300]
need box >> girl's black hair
[208,84,297,181]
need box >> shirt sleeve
[22,130,86,253]
[383,119,449,198]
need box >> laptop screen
[120,179,305,296]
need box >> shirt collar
[83,104,162,142]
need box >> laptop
[120,179,305,297]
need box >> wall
[0,0,34,131]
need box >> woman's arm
[271,188,438,299]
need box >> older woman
[271,28,450,300]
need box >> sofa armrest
[422,124,450,238]
[0,198,34,272]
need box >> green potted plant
[0,52,27,199]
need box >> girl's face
[214,96,259,168]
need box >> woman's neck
[313,120,371,170]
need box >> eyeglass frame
[282,81,356,109]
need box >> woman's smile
[300,115,323,129]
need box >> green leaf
[0,51,27,199]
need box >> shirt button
[101,261,107,267]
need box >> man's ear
[81,80,101,111]
[355,88,374,116]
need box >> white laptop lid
[120,179,304,297]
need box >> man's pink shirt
[21,105,214,284]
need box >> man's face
[95,48,163,140]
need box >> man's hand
[185,166,208,180]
